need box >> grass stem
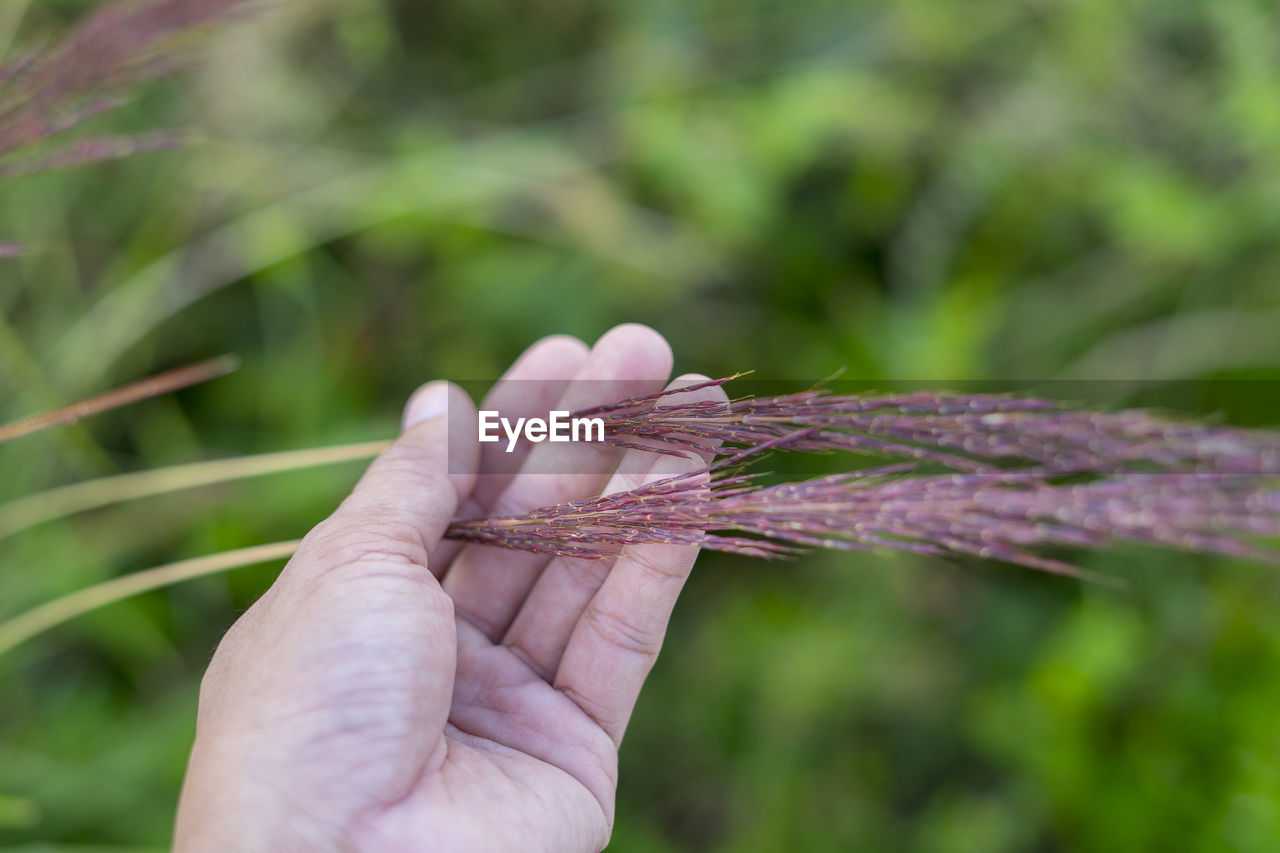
[0,539,301,659]
[0,439,391,541]
[0,355,240,445]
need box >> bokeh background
[4,0,1280,849]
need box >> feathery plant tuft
[574,376,1280,475]
[0,0,252,185]
[448,381,1280,578]
[449,461,1280,578]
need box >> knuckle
[628,546,693,583]
[559,682,618,734]
[302,510,432,569]
[375,439,441,475]
[584,606,659,659]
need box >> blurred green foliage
[3,0,1280,849]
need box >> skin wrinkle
[444,728,613,847]
[331,493,451,564]
[451,596,507,641]
[623,543,698,584]
[256,687,434,839]
[447,636,619,827]
[580,600,664,660]
[554,682,623,750]
[373,728,607,852]
[295,515,426,572]
[499,550,609,676]
[502,633,557,681]
[356,738,449,830]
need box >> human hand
[174,325,724,852]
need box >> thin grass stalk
[0,127,190,180]
[0,354,238,445]
[0,439,391,541]
[0,539,300,658]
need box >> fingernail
[403,381,451,430]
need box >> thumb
[294,381,479,578]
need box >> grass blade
[0,354,239,445]
[0,439,391,541]
[0,539,301,659]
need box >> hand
[174,325,724,852]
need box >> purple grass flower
[445,458,1280,578]
[448,382,1280,577]
[0,0,251,169]
[573,378,1280,476]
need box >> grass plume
[575,377,1280,476]
[445,452,1280,578]
[450,381,1280,575]
[0,0,252,179]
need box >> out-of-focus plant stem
[0,439,390,541]
[0,355,239,445]
[0,539,300,658]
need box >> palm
[281,581,618,851]
[382,628,619,851]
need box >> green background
[3,0,1280,849]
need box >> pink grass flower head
[448,382,1280,579]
